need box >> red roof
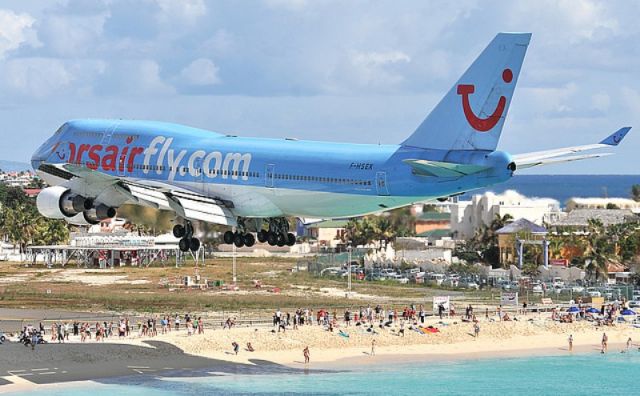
[23,188,41,197]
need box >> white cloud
[1,57,73,97]
[591,93,610,112]
[351,50,411,67]
[0,9,38,58]
[155,0,206,24]
[179,58,221,86]
[263,0,311,11]
[340,50,411,89]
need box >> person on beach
[626,337,632,352]
[198,317,204,334]
[371,339,376,356]
[601,333,608,354]
[568,334,573,352]
[399,320,405,337]
[247,342,255,352]
[232,341,239,355]
[473,323,480,339]
[303,346,310,364]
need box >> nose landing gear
[173,221,201,252]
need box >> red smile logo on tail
[457,68,512,132]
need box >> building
[550,208,638,230]
[302,220,348,248]
[496,218,548,267]
[414,211,450,235]
[451,190,563,239]
[566,197,640,214]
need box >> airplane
[31,32,631,252]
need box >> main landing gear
[173,221,200,252]
[221,217,296,248]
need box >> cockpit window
[54,123,69,135]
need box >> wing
[52,163,237,227]
[512,127,631,170]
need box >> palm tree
[582,219,610,282]
[632,184,640,202]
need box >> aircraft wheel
[173,224,186,238]
[276,233,286,247]
[286,233,296,246]
[257,230,268,243]
[267,232,278,246]
[223,230,235,244]
[189,238,201,252]
[233,233,245,248]
[179,238,191,252]
[244,233,255,247]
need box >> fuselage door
[376,171,389,196]
[265,164,275,188]
[193,156,204,192]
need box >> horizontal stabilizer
[404,159,489,178]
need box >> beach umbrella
[621,309,636,316]
[586,307,600,314]
[566,306,580,313]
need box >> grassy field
[0,257,517,315]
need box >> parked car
[629,300,640,309]
[0,330,5,343]
[571,286,585,293]
[532,284,544,294]
[586,288,601,297]
[461,281,479,290]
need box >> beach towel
[339,330,350,338]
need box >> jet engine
[64,204,117,226]
[36,186,91,219]
[66,212,100,226]
[37,186,117,222]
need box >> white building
[566,197,640,214]
[451,190,563,239]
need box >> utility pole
[347,242,352,293]
[232,242,237,284]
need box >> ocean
[13,351,640,395]
[461,174,640,205]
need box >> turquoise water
[11,351,640,395]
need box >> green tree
[632,184,640,202]
[465,213,513,267]
[582,219,610,282]
[522,262,541,278]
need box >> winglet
[600,127,631,146]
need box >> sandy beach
[1,313,638,393]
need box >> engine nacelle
[36,186,91,219]
[85,204,117,223]
[66,212,100,226]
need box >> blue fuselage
[32,119,513,218]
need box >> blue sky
[0,0,638,174]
